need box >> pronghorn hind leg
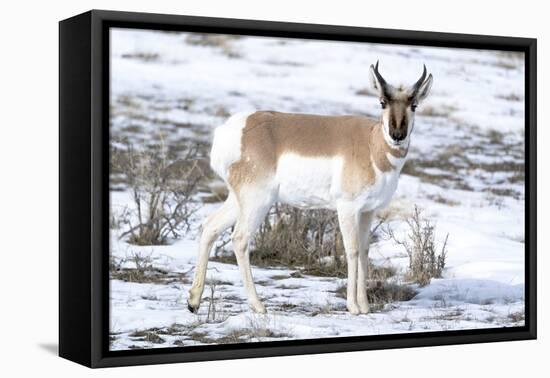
[187,192,239,313]
[336,202,361,315]
[231,186,276,314]
[358,211,375,314]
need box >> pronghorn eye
[380,100,387,109]
[411,104,418,112]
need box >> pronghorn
[188,62,433,315]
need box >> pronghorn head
[369,61,433,146]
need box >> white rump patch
[210,111,255,181]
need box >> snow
[108,28,525,350]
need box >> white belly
[275,153,403,212]
[276,154,340,209]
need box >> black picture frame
[59,9,537,368]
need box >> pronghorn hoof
[187,301,198,313]
[347,304,361,315]
[250,302,267,314]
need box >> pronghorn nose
[390,129,406,141]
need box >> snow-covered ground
[108,28,525,350]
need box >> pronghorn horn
[373,61,391,96]
[411,64,427,95]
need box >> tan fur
[228,111,407,196]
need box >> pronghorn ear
[369,63,386,98]
[415,73,433,102]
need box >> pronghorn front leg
[357,211,375,314]
[336,202,361,315]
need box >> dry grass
[110,252,191,284]
[186,33,242,58]
[121,52,160,62]
[425,193,461,206]
[187,315,289,345]
[508,311,525,323]
[417,104,458,117]
[493,60,520,70]
[355,87,377,97]
[203,281,231,323]
[333,279,417,312]
[128,330,166,344]
[496,93,523,102]
[401,144,475,191]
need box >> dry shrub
[386,205,448,286]
[251,205,346,277]
[212,205,388,278]
[111,135,201,245]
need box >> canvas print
[108,27,526,351]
